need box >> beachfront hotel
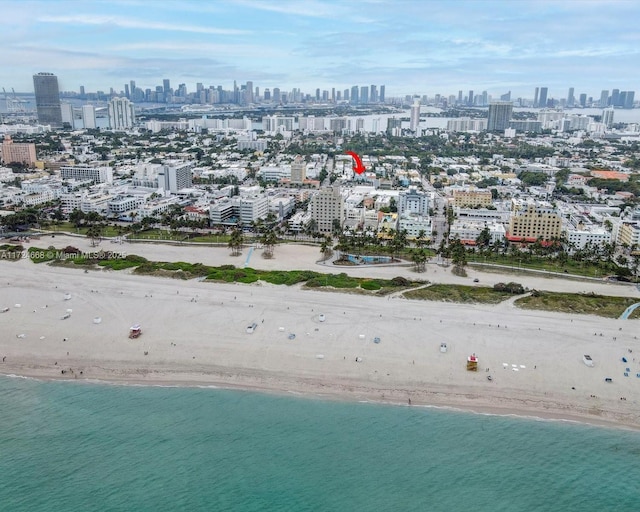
[507,203,562,242]
[309,185,344,234]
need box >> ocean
[1,376,639,512]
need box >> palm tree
[86,224,103,247]
[412,249,427,272]
[228,227,244,256]
[260,228,278,259]
[319,235,333,261]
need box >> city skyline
[0,0,639,98]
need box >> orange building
[1,135,37,167]
[590,170,629,182]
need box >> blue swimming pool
[346,254,392,264]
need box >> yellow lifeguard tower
[466,354,478,371]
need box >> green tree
[260,228,278,259]
[412,249,427,272]
[228,227,244,256]
[449,238,468,272]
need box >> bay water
[1,376,639,511]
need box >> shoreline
[2,360,640,433]
[2,238,639,434]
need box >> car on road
[319,314,326,322]
[473,278,479,283]
[246,323,257,334]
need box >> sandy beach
[1,236,639,430]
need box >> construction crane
[3,87,27,113]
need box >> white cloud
[38,14,248,35]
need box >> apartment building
[60,165,113,184]
[508,204,562,242]
[617,222,640,248]
[1,136,37,166]
[452,189,493,208]
[209,195,269,226]
[309,186,344,234]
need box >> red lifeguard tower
[466,353,478,371]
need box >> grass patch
[27,246,58,263]
[515,291,639,318]
[18,246,424,293]
[404,284,517,304]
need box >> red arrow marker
[345,151,365,174]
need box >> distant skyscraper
[379,85,385,103]
[458,90,463,104]
[567,87,575,107]
[350,85,359,105]
[82,105,96,129]
[244,81,253,104]
[623,91,634,109]
[370,85,377,103]
[500,91,511,102]
[611,89,620,107]
[467,90,474,106]
[579,93,587,108]
[108,97,135,130]
[538,87,548,108]
[163,79,171,102]
[360,86,369,104]
[533,87,539,108]
[600,90,609,108]
[124,84,130,99]
[487,101,513,131]
[79,85,85,97]
[273,87,281,103]
[602,108,614,128]
[33,72,62,126]
[410,99,421,134]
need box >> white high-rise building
[82,105,96,129]
[108,97,135,130]
[61,102,74,127]
[159,161,193,193]
[602,108,615,129]
[410,99,421,134]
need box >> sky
[1,0,639,100]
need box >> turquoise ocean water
[1,376,639,512]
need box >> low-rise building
[60,164,113,184]
[452,188,493,208]
[397,214,432,240]
[564,225,611,250]
[450,220,506,245]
